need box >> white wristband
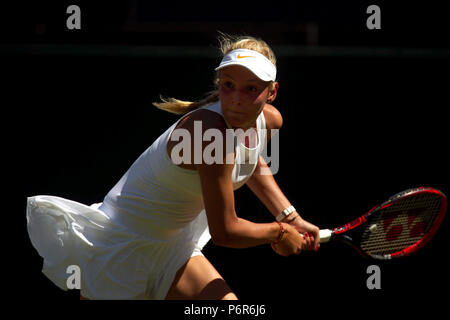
[276,205,296,222]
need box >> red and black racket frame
[325,187,447,260]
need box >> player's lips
[227,110,246,118]
[229,110,244,115]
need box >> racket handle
[319,229,332,243]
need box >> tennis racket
[318,187,447,260]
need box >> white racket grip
[319,229,333,243]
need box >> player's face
[218,66,275,130]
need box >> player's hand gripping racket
[317,187,447,260]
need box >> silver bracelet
[275,205,296,222]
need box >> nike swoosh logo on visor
[237,54,255,59]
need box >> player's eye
[248,86,258,92]
[223,81,234,89]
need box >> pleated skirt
[26,195,211,299]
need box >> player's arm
[197,158,312,255]
[186,110,302,251]
[246,105,320,249]
[197,159,283,248]
[246,156,292,220]
[246,104,290,220]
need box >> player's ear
[267,81,279,104]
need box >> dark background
[2,0,449,312]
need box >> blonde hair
[152,33,277,114]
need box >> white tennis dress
[26,101,267,299]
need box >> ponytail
[153,90,219,115]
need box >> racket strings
[360,193,442,256]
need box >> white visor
[215,49,276,82]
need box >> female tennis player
[26,34,320,300]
